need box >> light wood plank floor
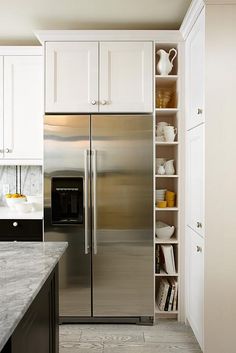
[60,320,202,353]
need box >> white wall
[205,4,236,353]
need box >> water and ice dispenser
[51,177,83,225]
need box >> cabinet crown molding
[180,0,205,40]
[0,46,42,56]
[34,30,183,44]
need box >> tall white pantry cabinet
[185,8,205,350]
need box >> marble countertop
[0,206,43,219]
[0,242,67,351]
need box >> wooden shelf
[155,174,179,178]
[155,108,178,116]
[155,273,178,277]
[155,75,178,79]
[155,207,179,211]
[155,238,178,244]
[155,141,179,146]
[155,308,178,315]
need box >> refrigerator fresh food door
[91,115,153,317]
[44,115,91,318]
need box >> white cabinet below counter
[0,48,43,165]
[45,41,153,113]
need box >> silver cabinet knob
[5,148,10,153]
[197,222,202,228]
[13,222,18,227]
[197,108,203,115]
[196,245,202,253]
[101,100,107,105]
[91,100,96,105]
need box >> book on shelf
[168,277,177,311]
[156,278,169,311]
[156,278,178,312]
[160,245,176,274]
[164,283,172,311]
[171,278,178,311]
[155,245,161,274]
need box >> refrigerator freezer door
[44,115,91,318]
[91,115,153,317]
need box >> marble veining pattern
[59,322,202,353]
[0,166,42,203]
[0,242,67,352]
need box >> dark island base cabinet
[1,266,59,353]
[0,220,43,241]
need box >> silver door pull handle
[92,149,97,255]
[197,222,202,228]
[197,108,203,115]
[84,150,89,254]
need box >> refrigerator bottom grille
[59,316,154,326]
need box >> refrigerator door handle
[84,149,89,254]
[92,149,97,255]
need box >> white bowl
[26,195,42,211]
[14,203,33,213]
[156,221,175,239]
[5,197,27,210]
[26,195,42,203]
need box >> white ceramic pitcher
[163,125,177,142]
[165,160,175,175]
[156,48,177,75]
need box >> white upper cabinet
[186,10,205,130]
[0,56,3,159]
[187,124,204,237]
[186,226,204,350]
[45,41,153,113]
[99,42,153,113]
[3,55,43,161]
[46,42,99,113]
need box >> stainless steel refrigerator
[44,114,153,324]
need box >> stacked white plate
[155,189,166,202]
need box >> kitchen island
[0,242,67,353]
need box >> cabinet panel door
[4,56,43,160]
[99,42,153,113]
[0,57,3,159]
[186,10,205,130]
[187,124,204,237]
[187,226,204,349]
[46,42,98,113]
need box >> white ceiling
[0,0,192,45]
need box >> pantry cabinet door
[187,124,204,237]
[186,226,204,349]
[0,57,3,159]
[45,42,98,113]
[4,56,43,160]
[186,10,205,130]
[99,42,153,113]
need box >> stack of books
[156,245,176,274]
[156,278,178,311]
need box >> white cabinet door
[187,226,204,349]
[4,56,43,160]
[0,57,3,159]
[99,42,153,113]
[187,124,204,237]
[186,10,205,130]
[46,42,98,113]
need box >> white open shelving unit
[154,41,181,320]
